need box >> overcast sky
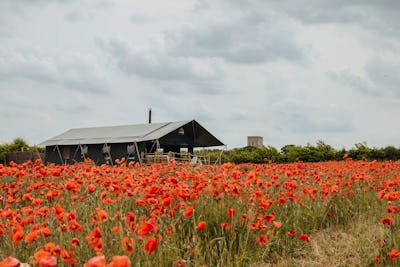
[0,0,399,149]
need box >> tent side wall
[159,120,223,150]
[45,146,64,165]
[159,123,194,150]
[44,142,147,165]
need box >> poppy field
[1,158,400,266]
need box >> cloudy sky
[0,0,399,149]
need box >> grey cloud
[0,99,29,117]
[56,104,92,114]
[3,0,114,22]
[160,82,224,95]
[217,0,400,44]
[64,10,85,22]
[193,0,210,12]
[365,58,400,97]
[0,49,57,83]
[329,71,379,96]
[5,0,113,7]
[0,31,12,39]
[275,1,362,24]
[98,39,223,82]
[166,15,305,64]
[271,99,353,134]
[274,0,400,37]
[130,14,153,24]
[0,47,108,94]
[6,0,71,4]
[3,0,73,11]
[146,96,215,122]
[287,113,352,133]
[225,112,248,121]
[63,1,115,22]
[330,58,400,98]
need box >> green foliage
[2,137,400,165]
[198,141,400,164]
[0,138,44,163]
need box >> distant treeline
[198,141,400,164]
[0,138,45,163]
[2,138,400,165]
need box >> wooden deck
[142,152,211,165]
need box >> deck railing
[142,151,211,165]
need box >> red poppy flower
[69,219,83,232]
[122,237,134,254]
[227,208,236,219]
[111,226,122,234]
[299,234,310,243]
[287,230,297,237]
[84,255,106,267]
[182,206,194,218]
[0,256,20,267]
[33,250,52,265]
[144,236,159,255]
[272,221,281,229]
[196,221,206,231]
[106,256,131,267]
[39,255,57,267]
[382,216,393,226]
[264,213,276,224]
[85,228,103,252]
[25,230,39,243]
[40,227,52,238]
[221,222,232,230]
[249,223,258,230]
[389,249,400,261]
[138,218,158,237]
[176,259,186,267]
[87,184,96,193]
[71,238,80,249]
[12,229,24,245]
[258,234,268,245]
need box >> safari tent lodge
[39,120,224,165]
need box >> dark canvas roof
[39,120,224,147]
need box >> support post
[156,140,161,163]
[78,144,87,161]
[156,139,160,150]
[134,142,142,166]
[215,145,226,165]
[192,121,196,146]
[105,143,113,165]
[55,145,64,165]
[33,145,43,163]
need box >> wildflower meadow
[1,158,400,266]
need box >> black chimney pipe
[148,108,152,124]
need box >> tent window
[127,144,135,155]
[81,145,88,156]
[102,144,112,164]
[102,144,111,154]
[63,146,71,159]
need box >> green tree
[315,140,336,161]
[349,142,372,160]
[0,138,34,163]
[382,146,400,161]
